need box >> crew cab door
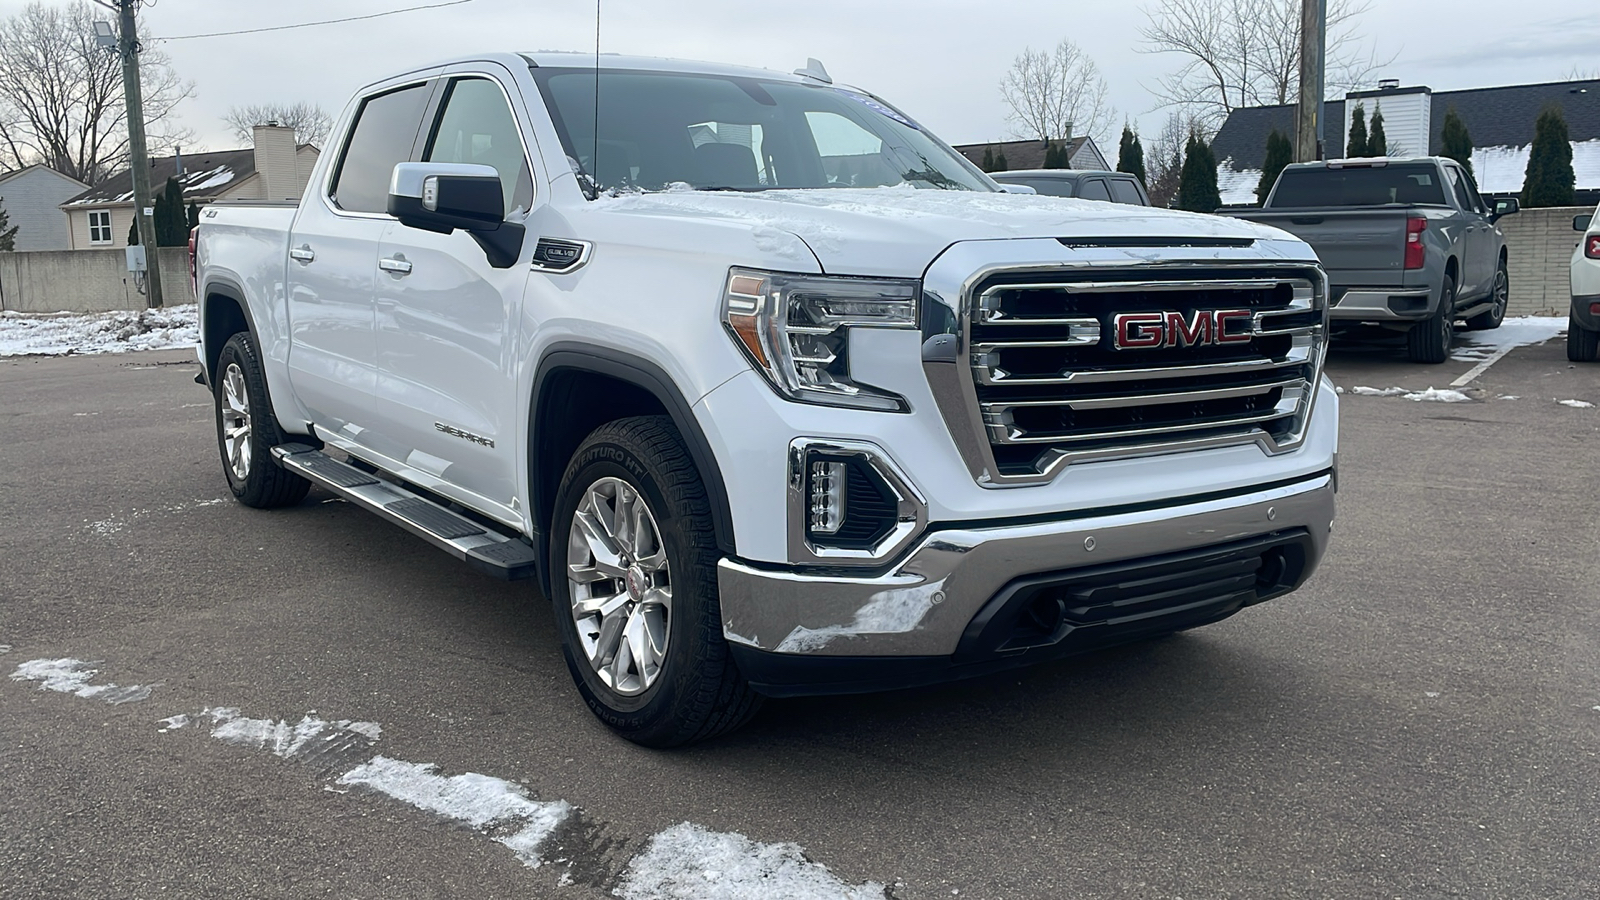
[369,67,536,520]
[1446,163,1492,299]
[286,78,435,437]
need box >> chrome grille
[963,266,1327,481]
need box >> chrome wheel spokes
[220,363,252,480]
[567,476,672,695]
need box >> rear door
[1077,177,1112,202]
[1108,177,1147,205]
[369,65,537,521]
[1445,163,1492,298]
[286,78,434,437]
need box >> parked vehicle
[1223,157,1517,363]
[193,52,1338,746]
[1569,205,1600,362]
[990,169,1149,205]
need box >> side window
[425,77,534,214]
[1109,179,1143,205]
[331,83,431,213]
[1459,168,1488,215]
[1078,178,1112,202]
[1445,166,1476,213]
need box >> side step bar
[271,443,538,581]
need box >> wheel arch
[530,344,737,596]
[199,276,258,381]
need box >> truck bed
[1221,206,1433,289]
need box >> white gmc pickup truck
[194,52,1338,746]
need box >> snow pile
[204,707,383,761]
[0,304,199,357]
[1473,140,1600,194]
[618,822,887,900]
[1557,399,1595,408]
[1352,386,1407,397]
[1451,316,1568,362]
[9,658,152,704]
[1217,160,1264,206]
[1351,385,1472,402]
[337,756,571,868]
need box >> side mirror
[388,162,523,268]
[997,183,1037,195]
[1575,213,1595,232]
[1490,197,1519,221]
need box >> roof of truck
[520,52,817,84]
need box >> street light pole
[114,0,164,309]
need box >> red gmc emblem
[1112,309,1254,349]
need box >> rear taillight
[187,227,198,293]
[1405,217,1427,270]
[1586,234,1600,259]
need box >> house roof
[0,163,89,190]
[1212,77,1600,170]
[61,147,263,208]
[952,136,1100,171]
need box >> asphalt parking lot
[2,328,1596,900]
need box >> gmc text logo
[1112,309,1254,350]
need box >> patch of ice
[205,708,382,761]
[1424,692,1440,698]
[1557,399,1595,408]
[159,713,190,732]
[1403,387,1471,403]
[0,305,199,357]
[1352,386,1407,396]
[10,658,152,704]
[337,756,570,868]
[1498,395,1520,400]
[618,822,886,900]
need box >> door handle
[379,255,413,276]
[289,245,315,264]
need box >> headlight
[721,268,918,411]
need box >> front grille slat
[963,268,1326,477]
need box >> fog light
[809,461,847,535]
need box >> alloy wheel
[566,476,672,695]
[220,362,253,481]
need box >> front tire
[214,332,310,508]
[1466,261,1508,330]
[1569,310,1600,362]
[1407,274,1456,364]
[550,416,761,747]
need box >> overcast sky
[4,0,1597,155]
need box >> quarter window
[88,210,113,244]
[424,77,534,214]
[331,83,431,214]
[1109,179,1144,205]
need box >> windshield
[1270,164,1448,208]
[530,67,993,195]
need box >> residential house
[60,125,319,250]
[0,165,89,251]
[1211,77,1600,205]
[952,136,1111,173]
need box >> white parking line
[1449,344,1518,387]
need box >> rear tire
[1407,274,1455,364]
[1466,261,1508,330]
[1569,310,1600,362]
[550,415,761,747]
[214,332,310,509]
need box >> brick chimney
[252,123,299,201]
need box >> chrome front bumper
[718,473,1334,659]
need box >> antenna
[590,0,600,199]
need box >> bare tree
[1145,110,1198,207]
[999,39,1116,147]
[0,1,193,183]
[1140,0,1392,131]
[223,102,334,148]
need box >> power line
[157,0,474,41]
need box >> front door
[370,71,536,519]
[1447,164,1492,300]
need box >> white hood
[594,187,1302,277]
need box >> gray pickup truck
[1224,157,1517,363]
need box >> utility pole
[114,0,164,309]
[1294,0,1323,162]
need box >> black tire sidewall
[214,332,307,507]
[549,429,716,738]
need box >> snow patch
[618,822,886,900]
[1403,387,1471,403]
[1557,399,1595,408]
[337,756,570,868]
[1352,386,1407,396]
[203,707,382,763]
[1450,316,1567,362]
[10,658,152,704]
[1472,140,1600,194]
[158,713,190,732]
[0,305,199,357]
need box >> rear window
[1270,164,1447,208]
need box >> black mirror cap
[387,162,505,234]
[1575,213,1595,232]
[1491,197,1520,219]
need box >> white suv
[1570,204,1600,361]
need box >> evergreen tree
[153,177,187,247]
[1522,106,1575,208]
[187,201,201,231]
[1368,104,1388,157]
[1042,141,1065,168]
[0,196,18,251]
[993,150,1008,172]
[1255,129,1293,204]
[1176,134,1221,212]
[1440,108,1475,177]
[1117,125,1146,185]
[981,146,996,172]
[1346,102,1369,158]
